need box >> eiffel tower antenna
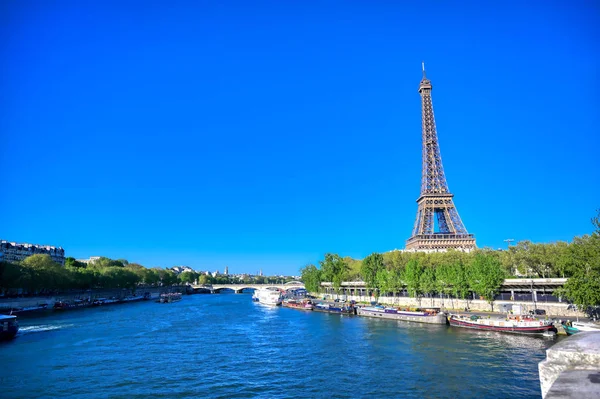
[405,66,476,252]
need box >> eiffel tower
[405,64,476,252]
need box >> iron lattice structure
[405,66,476,252]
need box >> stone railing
[539,331,600,398]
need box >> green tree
[90,257,125,269]
[448,261,470,302]
[21,254,69,293]
[361,253,384,295]
[319,253,349,295]
[435,262,454,306]
[404,258,423,299]
[344,256,363,280]
[556,211,600,312]
[374,268,390,299]
[420,266,437,305]
[0,261,23,293]
[179,271,198,285]
[197,274,210,285]
[559,269,600,314]
[65,257,87,269]
[300,264,322,293]
[467,252,506,306]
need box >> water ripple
[0,294,556,399]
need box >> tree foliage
[403,258,423,298]
[300,264,322,293]
[0,254,189,295]
[556,210,600,311]
[360,253,384,292]
[319,253,349,293]
[467,252,506,302]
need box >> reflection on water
[2,294,553,399]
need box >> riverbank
[0,286,186,313]
[320,293,587,318]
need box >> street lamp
[503,238,514,249]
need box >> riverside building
[0,240,66,266]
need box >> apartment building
[0,240,66,266]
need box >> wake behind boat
[448,314,556,336]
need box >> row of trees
[0,256,182,295]
[0,254,302,296]
[301,250,506,302]
[301,211,600,310]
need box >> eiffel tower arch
[405,65,476,252]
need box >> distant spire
[422,61,426,78]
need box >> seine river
[2,293,558,398]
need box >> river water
[1,293,558,398]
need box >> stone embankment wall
[321,294,587,318]
[0,286,180,310]
[539,332,600,398]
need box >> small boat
[120,293,149,303]
[282,299,313,311]
[53,301,72,310]
[157,292,182,303]
[313,302,355,315]
[561,320,600,335]
[253,288,282,306]
[54,299,92,309]
[448,314,556,335]
[92,297,120,306]
[0,314,19,340]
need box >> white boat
[253,288,282,306]
[561,319,600,335]
[571,321,600,331]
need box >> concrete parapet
[539,332,600,398]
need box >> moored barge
[356,306,447,324]
[448,314,556,335]
[157,292,182,303]
[313,302,355,315]
[282,299,314,311]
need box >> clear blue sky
[1,1,598,276]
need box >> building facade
[76,256,101,265]
[0,240,66,266]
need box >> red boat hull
[282,302,313,311]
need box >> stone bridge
[191,281,305,294]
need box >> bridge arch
[213,287,236,293]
